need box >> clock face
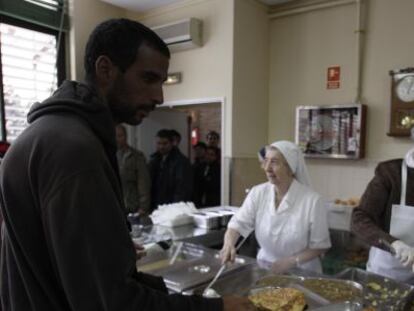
[396,75,414,102]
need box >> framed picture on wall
[295,104,367,159]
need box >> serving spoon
[202,235,249,298]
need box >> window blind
[0,22,58,141]
[0,0,68,31]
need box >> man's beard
[106,80,141,125]
[109,103,142,125]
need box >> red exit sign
[327,66,340,89]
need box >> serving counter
[184,263,414,310]
[136,241,414,310]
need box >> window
[0,0,67,142]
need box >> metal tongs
[202,235,249,297]
[379,238,396,256]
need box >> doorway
[127,99,227,206]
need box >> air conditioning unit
[152,18,202,53]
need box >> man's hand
[271,257,296,274]
[392,240,414,270]
[222,296,257,311]
[133,241,147,260]
[219,243,236,265]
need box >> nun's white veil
[269,141,311,187]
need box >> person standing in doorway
[193,146,221,207]
[193,141,207,166]
[170,129,182,148]
[149,129,193,211]
[206,130,220,148]
[116,124,151,215]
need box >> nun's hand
[220,243,236,265]
[391,240,414,269]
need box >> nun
[220,141,331,273]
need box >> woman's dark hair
[84,18,170,81]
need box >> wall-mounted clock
[388,68,414,136]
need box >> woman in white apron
[220,141,331,274]
[352,149,414,284]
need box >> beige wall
[230,0,270,204]
[68,0,125,80]
[232,0,269,157]
[127,0,235,157]
[268,0,414,200]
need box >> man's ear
[95,55,118,85]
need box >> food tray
[335,268,414,310]
[255,274,363,306]
[191,212,221,229]
[256,274,306,287]
[301,278,363,304]
[312,301,362,311]
[248,285,329,310]
[400,290,414,311]
[197,206,237,227]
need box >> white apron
[366,160,414,283]
[255,189,322,273]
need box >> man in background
[170,129,181,147]
[116,124,151,215]
[0,18,253,311]
[206,130,220,148]
[193,146,221,207]
[193,141,207,166]
[149,129,193,211]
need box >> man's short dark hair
[169,129,181,140]
[84,18,170,81]
[207,131,220,139]
[156,129,173,141]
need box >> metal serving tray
[191,212,221,229]
[335,268,414,310]
[187,266,363,310]
[140,243,254,292]
[312,302,363,311]
[197,206,237,228]
[255,274,363,305]
[185,264,270,296]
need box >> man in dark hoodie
[0,19,254,311]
